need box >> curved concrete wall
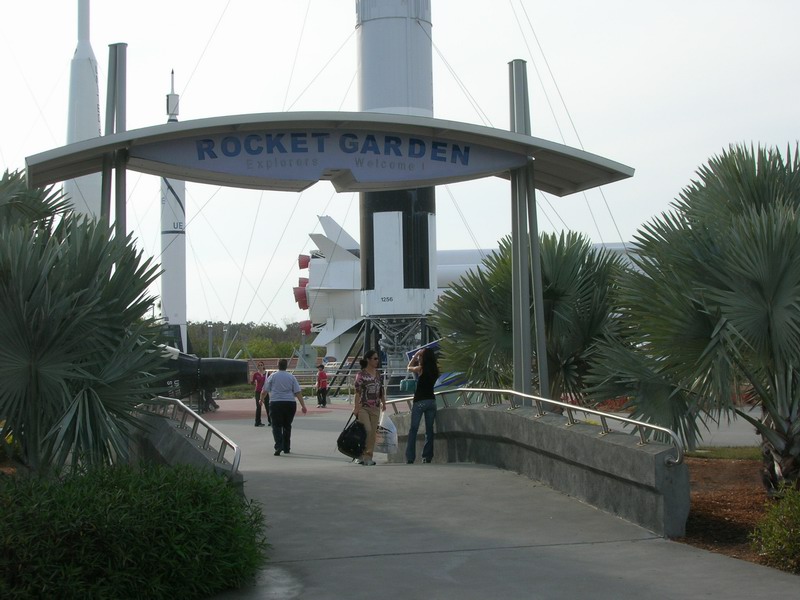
[130,413,243,491]
[389,404,689,537]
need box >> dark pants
[202,388,218,412]
[270,401,297,452]
[254,390,263,424]
[405,398,437,463]
[316,387,328,407]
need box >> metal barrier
[385,386,684,466]
[139,396,242,477]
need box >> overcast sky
[2,1,798,326]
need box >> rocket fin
[309,233,360,263]
[318,215,359,251]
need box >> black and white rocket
[160,72,188,352]
[65,0,102,217]
[355,0,437,324]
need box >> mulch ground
[679,457,769,564]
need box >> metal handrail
[385,386,684,466]
[138,396,242,477]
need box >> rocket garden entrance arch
[26,110,634,396]
[26,111,632,195]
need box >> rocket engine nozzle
[162,348,248,399]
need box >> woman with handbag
[405,347,440,464]
[353,349,385,466]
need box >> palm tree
[431,231,625,400]
[587,144,800,492]
[0,170,169,475]
[0,169,72,229]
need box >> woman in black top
[405,347,440,464]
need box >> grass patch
[751,485,800,573]
[219,384,254,398]
[686,446,761,460]
[219,384,316,399]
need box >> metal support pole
[100,44,118,226]
[221,325,230,358]
[103,45,117,137]
[510,168,532,395]
[100,154,112,227]
[526,159,550,398]
[114,150,126,238]
[509,59,550,399]
[112,43,127,240]
[114,44,127,134]
[508,60,533,396]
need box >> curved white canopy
[26,111,633,197]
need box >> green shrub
[0,464,268,599]
[751,486,800,573]
[219,384,254,398]
[218,385,316,400]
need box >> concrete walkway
[206,398,795,600]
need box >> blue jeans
[405,398,437,463]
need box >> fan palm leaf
[432,231,623,400]
[0,173,169,475]
[587,144,800,490]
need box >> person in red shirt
[315,364,329,407]
[251,362,269,427]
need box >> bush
[751,486,800,573]
[218,384,254,398]
[218,384,316,400]
[0,464,268,599]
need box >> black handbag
[337,415,367,459]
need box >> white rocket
[65,0,102,217]
[160,72,188,352]
[293,0,439,363]
[298,215,491,359]
[355,0,437,322]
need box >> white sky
[2,1,798,326]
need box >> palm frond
[432,231,622,398]
[0,194,166,474]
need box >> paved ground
[205,398,795,600]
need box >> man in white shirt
[261,358,307,456]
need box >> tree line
[186,321,319,359]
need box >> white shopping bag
[374,411,398,454]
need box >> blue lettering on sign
[221,136,241,157]
[339,133,359,153]
[244,134,263,155]
[197,139,217,159]
[291,133,308,153]
[194,131,472,166]
[360,134,380,155]
[311,132,330,151]
[408,138,426,158]
[451,144,470,165]
[430,141,447,162]
[266,134,287,154]
[384,136,402,156]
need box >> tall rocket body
[160,73,188,352]
[65,0,102,217]
[355,0,437,320]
